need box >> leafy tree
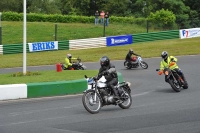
[0,0,199,29]
[184,0,200,18]
[148,8,176,29]
[58,0,90,15]
[27,0,61,14]
[0,0,23,12]
[99,0,131,16]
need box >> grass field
[2,21,150,44]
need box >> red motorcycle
[124,56,148,69]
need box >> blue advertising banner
[106,35,133,46]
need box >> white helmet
[67,54,72,59]
[161,51,168,60]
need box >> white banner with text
[179,28,200,39]
[28,41,58,52]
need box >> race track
[0,55,200,133]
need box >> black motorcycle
[156,62,188,92]
[82,75,132,114]
[61,58,86,70]
[124,56,148,69]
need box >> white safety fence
[69,37,106,50]
[0,45,3,54]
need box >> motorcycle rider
[158,51,187,84]
[63,54,79,70]
[125,48,140,67]
[94,56,120,100]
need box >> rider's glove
[158,70,163,75]
[169,62,175,66]
[77,57,81,61]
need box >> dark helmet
[100,56,110,67]
[67,53,72,59]
[161,51,168,60]
[129,48,133,54]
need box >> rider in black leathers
[125,48,140,66]
[95,56,120,99]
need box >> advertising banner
[106,35,133,46]
[28,41,58,52]
[179,28,200,39]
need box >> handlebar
[156,69,160,71]
[78,58,81,62]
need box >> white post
[0,12,2,27]
[23,0,27,74]
[0,12,2,45]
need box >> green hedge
[2,11,146,24]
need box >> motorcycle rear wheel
[118,90,132,109]
[124,61,132,69]
[183,82,189,89]
[82,90,102,114]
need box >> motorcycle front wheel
[82,90,102,114]
[168,79,181,92]
[140,61,148,69]
[118,90,132,109]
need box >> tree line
[0,0,199,28]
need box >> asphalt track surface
[0,55,200,133]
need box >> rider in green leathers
[63,54,78,70]
[158,51,187,84]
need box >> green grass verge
[0,70,98,85]
[0,37,199,68]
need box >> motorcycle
[156,62,188,92]
[82,75,132,114]
[124,56,148,69]
[61,58,87,70]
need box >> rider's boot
[113,88,120,100]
